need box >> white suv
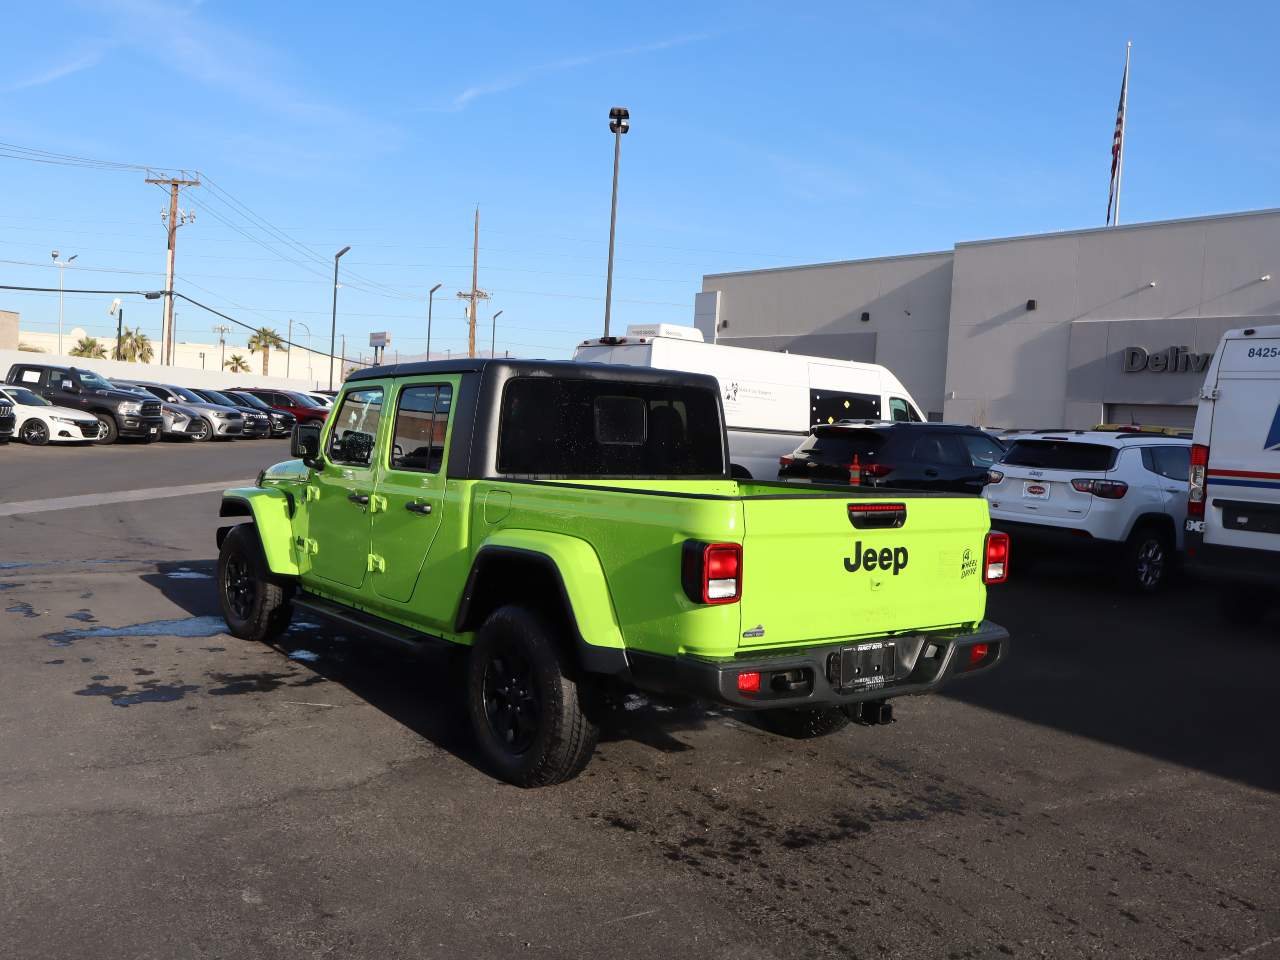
[985,429,1192,591]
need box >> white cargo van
[1185,323,1280,618]
[574,324,925,478]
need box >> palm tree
[247,327,285,377]
[224,354,250,373]
[117,326,154,364]
[69,336,108,359]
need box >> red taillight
[736,671,761,694]
[983,531,1009,584]
[681,541,742,605]
[1070,478,1129,499]
[779,455,795,467]
[967,643,990,667]
[1188,443,1209,519]
[863,463,892,478]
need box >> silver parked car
[127,382,245,441]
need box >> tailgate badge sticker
[844,541,909,575]
[960,548,978,579]
[742,624,765,639]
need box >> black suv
[779,421,1006,494]
[4,363,164,444]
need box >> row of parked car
[0,362,333,446]
[776,419,1192,593]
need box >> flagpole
[1113,40,1132,226]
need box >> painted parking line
[0,479,254,518]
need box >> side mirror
[291,422,323,468]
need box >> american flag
[1106,52,1130,225]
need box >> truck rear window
[1002,440,1118,471]
[497,377,726,477]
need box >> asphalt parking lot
[1,440,1277,960]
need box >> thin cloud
[4,48,106,92]
[447,32,717,111]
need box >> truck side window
[885,396,916,422]
[810,390,879,425]
[389,383,453,473]
[327,387,384,467]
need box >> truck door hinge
[369,494,388,513]
[367,553,386,573]
[295,537,319,555]
[304,486,321,502]
[1200,388,1219,401]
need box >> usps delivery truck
[1184,323,1280,620]
[574,324,926,479]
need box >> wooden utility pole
[145,174,199,365]
[457,206,489,358]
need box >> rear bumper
[627,620,1009,710]
[1184,531,1280,586]
[991,518,1117,547]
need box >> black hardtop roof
[345,357,719,390]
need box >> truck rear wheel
[755,706,851,739]
[217,524,292,642]
[467,605,599,787]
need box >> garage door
[1103,403,1196,429]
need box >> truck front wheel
[217,524,292,642]
[92,413,118,445]
[467,606,599,787]
[755,706,851,739]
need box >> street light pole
[294,321,313,385]
[426,282,442,361]
[109,299,123,360]
[603,107,630,338]
[329,245,351,390]
[52,250,77,354]
[490,309,503,358]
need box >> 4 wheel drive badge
[960,548,978,579]
[742,624,765,639]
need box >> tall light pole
[426,282,442,361]
[329,245,351,390]
[213,324,230,372]
[294,321,313,384]
[490,309,503,358]
[52,250,77,354]
[603,106,629,338]
[108,298,123,360]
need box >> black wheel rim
[224,553,256,621]
[1136,539,1165,589]
[22,421,47,443]
[482,648,540,755]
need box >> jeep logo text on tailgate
[844,542,909,575]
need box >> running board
[293,593,449,654]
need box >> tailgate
[738,494,989,650]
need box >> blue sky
[2,0,1278,367]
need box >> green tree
[247,327,285,377]
[224,353,250,373]
[69,336,108,359]
[117,326,154,364]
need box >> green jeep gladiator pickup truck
[217,360,1009,786]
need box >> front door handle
[347,492,370,506]
[405,500,433,515]
[924,468,939,477]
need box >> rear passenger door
[1144,445,1191,546]
[369,378,458,605]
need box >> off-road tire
[217,524,292,642]
[1121,524,1173,593]
[755,706,851,739]
[20,418,49,446]
[467,605,599,787]
[92,412,118,445]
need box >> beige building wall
[0,310,17,351]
